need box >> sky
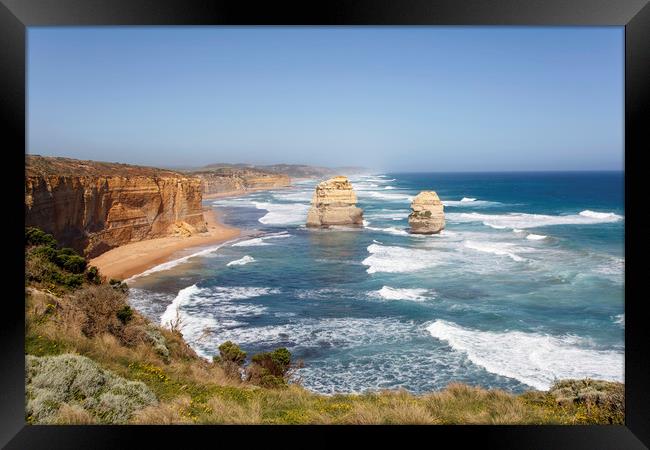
[27,27,624,172]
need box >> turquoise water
[128,172,624,394]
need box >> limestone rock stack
[306,176,364,227]
[408,191,445,234]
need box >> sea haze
[127,171,624,394]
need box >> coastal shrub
[247,347,292,388]
[26,353,157,424]
[25,231,90,290]
[116,306,134,324]
[85,266,101,284]
[31,245,58,262]
[215,341,247,365]
[109,278,129,294]
[214,341,247,379]
[71,285,128,338]
[25,227,57,248]
[55,252,87,274]
[548,379,624,424]
[144,325,171,360]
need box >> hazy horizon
[28,27,624,172]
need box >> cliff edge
[25,155,208,257]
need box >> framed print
[1,0,648,448]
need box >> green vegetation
[25,227,96,292]
[24,226,625,425]
[26,354,156,424]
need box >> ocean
[127,171,625,394]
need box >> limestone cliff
[195,168,290,197]
[25,156,207,257]
[306,176,364,227]
[408,191,445,234]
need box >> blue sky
[27,27,624,171]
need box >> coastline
[90,181,301,281]
[89,208,241,281]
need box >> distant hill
[195,163,370,179]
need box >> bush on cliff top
[26,353,157,424]
[25,227,99,291]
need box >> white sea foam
[372,286,434,302]
[253,202,310,225]
[362,243,444,274]
[362,191,414,202]
[427,320,624,390]
[125,240,236,282]
[209,317,415,349]
[232,231,291,247]
[447,210,623,229]
[464,240,530,262]
[365,226,409,236]
[159,284,280,358]
[612,314,625,326]
[442,198,500,207]
[160,284,202,329]
[273,191,313,202]
[227,255,255,266]
[526,234,547,240]
[579,210,622,220]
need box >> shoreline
[89,208,241,281]
[90,182,300,281]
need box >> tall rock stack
[306,176,364,227]
[408,191,445,234]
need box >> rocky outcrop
[25,156,208,257]
[306,176,364,227]
[408,191,445,234]
[195,168,290,197]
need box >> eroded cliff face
[306,176,364,227]
[408,191,445,234]
[25,156,207,257]
[196,168,291,197]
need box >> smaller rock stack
[306,176,364,227]
[408,191,445,234]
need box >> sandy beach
[89,208,241,281]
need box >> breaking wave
[371,286,435,302]
[125,240,236,282]
[253,202,310,225]
[463,240,530,262]
[447,210,623,230]
[362,243,444,274]
[427,320,624,390]
[227,255,255,266]
[232,231,291,247]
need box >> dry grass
[422,383,540,424]
[52,404,96,424]
[131,396,194,424]
[204,396,263,424]
[342,390,438,424]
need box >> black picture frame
[2,0,648,448]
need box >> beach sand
[89,208,241,281]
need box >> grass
[23,226,625,425]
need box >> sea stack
[306,176,364,227]
[408,191,445,234]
